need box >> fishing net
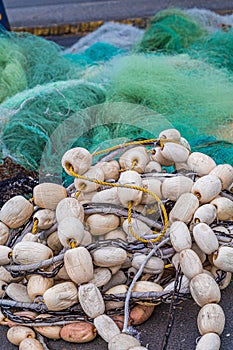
[0,37,28,103]
[189,28,233,72]
[0,28,83,103]
[1,8,233,176]
[64,22,144,53]
[39,102,172,183]
[0,80,106,170]
[136,8,233,72]
[105,54,233,154]
[190,137,233,165]
[186,8,233,33]
[2,53,233,172]
[137,9,205,53]
[64,42,125,66]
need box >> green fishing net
[137,8,233,73]
[2,53,233,171]
[0,37,27,103]
[137,9,206,53]
[37,102,233,185]
[64,42,125,66]
[0,28,83,103]
[0,80,106,170]
[190,137,233,165]
[189,28,233,72]
[38,102,171,183]
[106,54,233,145]
[0,9,233,174]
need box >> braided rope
[68,165,168,243]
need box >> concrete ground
[1,0,233,349]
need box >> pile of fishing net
[186,8,233,33]
[137,8,233,73]
[136,9,206,53]
[0,29,85,103]
[64,42,125,67]
[0,8,233,187]
[0,80,106,170]
[104,54,233,165]
[64,22,144,53]
[0,9,233,350]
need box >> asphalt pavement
[3,0,233,32]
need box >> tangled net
[0,131,232,349]
[0,81,106,169]
[137,9,206,53]
[0,9,233,170]
[0,8,233,348]
[64,22,144,53]
[189,28,233,72]
[106,55,233,150]
[186,8,233,33]
[0,29,83,103]
[137,8,233,73]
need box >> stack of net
[186,8,233,33]
[0,9,233,185]
[64,22,144,53]
[137,8,233,73]
[0,28,85,103]
[104,54,233,164]
[137,9,206,53]
[0,81,106,170]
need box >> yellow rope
[75,190,81,198]
[93,139,157,156]
[68,165,168,243]
[164,263,173,269]
[32,218,38,234]
[128,201,150,243]
[93,137,181,157]
[158,138,181,150]
[70,241,76,249]
[127,201,164,243]
[194,218,200,223]
[75,182,87,197]
[131,159,138,170]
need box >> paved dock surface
[4,0,233,30]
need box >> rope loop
[67,137,169,244]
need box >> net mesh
[0,28,83,103]
[0,9,233,173]
[64,42,125,66]
[0,80,106,169]
[137,9,206,53]
[189,28,233,72]
[64,22,144,54]
[186,8,233,33]
[137,9,233,73]
[105,54,233,151]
